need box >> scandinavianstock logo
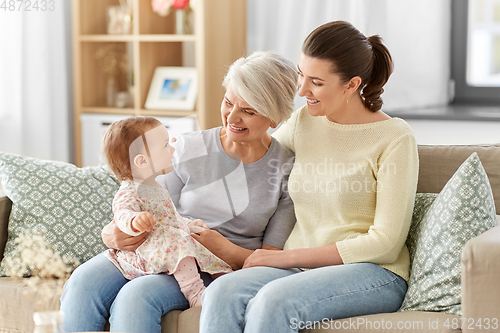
[154,115,250,228]
[268,158,397,194]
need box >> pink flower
[173,0,189,10]
[151,0,174,16]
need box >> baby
[102,116,232,307]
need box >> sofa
[1,144,500,333]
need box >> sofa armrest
[0,192,12,264]
[461,225,500,333]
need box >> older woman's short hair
[222,51,298,124]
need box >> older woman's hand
[101,220,148,251]
[243,249,291,269]
[192,229,253,271]
[243,245,343,269]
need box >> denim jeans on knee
[200,263,406,333]
[61,252,213,333]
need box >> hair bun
[367,35,381,46]
[302,21,393,112]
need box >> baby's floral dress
[105,180,233,280]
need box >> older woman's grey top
[158,127,296,250]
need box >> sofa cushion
[170,307,461,333]
[399,152,497,315]
[417,144,500,214]
[301,312,461,333]
[0,152,120,276]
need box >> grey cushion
[399,153,497,315]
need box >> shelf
[72,0,247,167]
[80,107,196,117]
[80,107,136,115]
[387,104,500,122]
[80,35,134,42]
[139,109,197,117]
[138,34,196,42]
[80,34,196,42]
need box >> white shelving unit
[72,0,246,166]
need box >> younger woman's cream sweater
[273,106,419,281]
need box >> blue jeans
[60,253,212,333]
[200,263,407,333]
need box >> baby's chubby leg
[173,257,205,307]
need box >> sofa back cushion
[0,152,120,276]
[417,144,500,214]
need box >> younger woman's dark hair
[302,21,393,112]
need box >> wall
[246,0,452,112]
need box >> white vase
[107,76,117,107]
[33,311,65,333]
[175,9,193,34]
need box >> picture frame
[145,67,198,111]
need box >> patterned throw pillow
[399,152,497,315]
[0,152,120,276]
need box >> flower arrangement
[3,231,80,311]
[151,0,193,17]
[95,43,131,107]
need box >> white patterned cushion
[0,152,120,276]
[399,152,497,315]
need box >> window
[451,0,500,104]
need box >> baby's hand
[132,212,157,233]
[188,219,208,234]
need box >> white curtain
[247,0,451,112]
[0,1,73,163]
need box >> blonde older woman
[61,51,298,333]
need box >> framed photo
[145,67,198,111]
